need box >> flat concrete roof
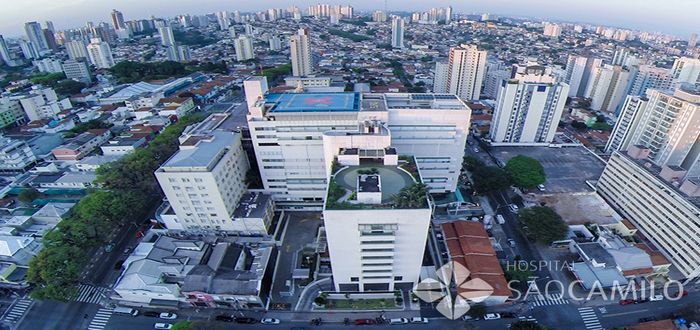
[334,163,414,203]
[265,93,360,113]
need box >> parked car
[639,317,658,323]
[537,184,545,192]
[105,243,115,252]
[461,315,478,321]
[234,317,257,324]
[354,319,375,325]
[676,291,689,297]
[143,311,160,317]
[114,260,125,270]
[502,312,518,318]
[261,318,280,324]
[508,204,519,213]
[410,317,428,324]
[159,313,177,320]
[484,313,501,320]
[619,299,635,305]
[214,315,234,322]
[647,295,663,301]
[389,318,408,325]
[507,239,516,247]
[153,324,172,330]
[123,247,133,255]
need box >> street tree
[517,206,568,245]
[508,321,554,330]
[505,155,545,189]
[27,246,86,302]
[503,264,532,282]
[462,156,485,172]
[466,302,487,319]
[471,166,513,195]
[18,188,41,204]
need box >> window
[188,194,198,199]
[362,269,391,273]
[194,178,203,182]
[168,178,176,182]
[363,263,393,267]
[181,178,190,182]
[362,276,391,279]
[394,276,403,281]
[362,256,393,259]
[172,186,181,190]
[361,248,394,252]
[360,240,395,244]
[351,277,359,282]
[185,187,194,192]
[201,194,209,197]
[198,186,206,190]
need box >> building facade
[489,64,569,143]
[290,29,312,76]
[234,36,254,62]
[442,44,487,101]
[391,18,404,49]
[86,39,115,69]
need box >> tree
[517,206,568,244]
[27,246,86,302]
[505,155,546,189]
[390,183,430,208]
[570,120,588,129]
[508,321,554,330]
[466,302,487,319]
[577,99,591,109]
[591,122,612,131]
[18,188,41,204]
[54,80,86,95]
[595,114,606,123]
[504,264,532,282]
[462,156,485,172]
[171,321,193,330]
[471,166,513,195]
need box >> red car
[354,319,375,325]
[619,299,635,305]
[676,291,689,297]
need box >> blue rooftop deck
[265,93,361,113]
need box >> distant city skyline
[0,0,698,38]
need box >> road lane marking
[601,309,648,317]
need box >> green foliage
[508,321,553,330]
[462,156,485,172]
[577,99,591,109]
[470,166,513,195]
[503,264,532,282]
[244,168,263,189]
[328,29,371,42]
[173,30,217,47]
[262,63,292,80]
[571,120,588,129]
[357,168,378,175]
[54,80,87,95]
[339,19,368,26]
[69,119,110,135]
[390,183,430,208]
[189,320,225,330]
[517,206,568,245]
[331,158,342,174]
[18,188,42,204]
[27,246,85,302]
[30,72,66,88]
[326,178,347,205]
[190,61,228,74]
[596,114,606,123]
[420,55,433,62]
[466,302,487,319]
[133,28,157,36]
[505,155,546,189]
[314,296,326,305]
[110,61,189,83]
[171,321,193,330]
[591,122,612,131]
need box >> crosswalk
[74,284,108,304]
[530,293,568,306]
[87,308,113,330]
[578,307,602,330]
[2,299,33,323]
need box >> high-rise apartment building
[373,11,387,22]
[66,40,89,61]
[42,29,58,51]
[445,6,452,23]
[689,33,698,48]
[289,29,312,76]
[597,148,700,284]
[483,69,510,99]
[24,22,49,52]
[234,36,254,61]
[604,95,647,153]
[87,38,115,69]
[62,59,92,84]
[432,62,449,93]
[216,11,230,30]
[608,88,700,178]
[671,57,700,85]
[543,23,561,37]
[159,26,175,46]
[391,18,404,49]
[0,36,17,67]
[565,55,602,97]
[243,76,471,210]
[624,65,675,99]
[111,9,125,30]
[584,64,631,112]
[155,114,253,235]
[490,64,569,143]
[442,44,487,101]
[19,40,39,60]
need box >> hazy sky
[0,0,698,38]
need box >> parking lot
[490,146,606,194]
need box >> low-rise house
[51,129,111,161]
[100,135,147,156]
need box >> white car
[537,184,545,191]
[484,313,502,320]
[389,318,409,325]
[410,317,428,324]
[648,295,663,301]
[159,313,177,320]
[507,239,516,247]
[154,324,173,330]
[261,318,281,324]
[508,204,519,213]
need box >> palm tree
[390,183,429,208]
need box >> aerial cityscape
[0,2,699,330]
